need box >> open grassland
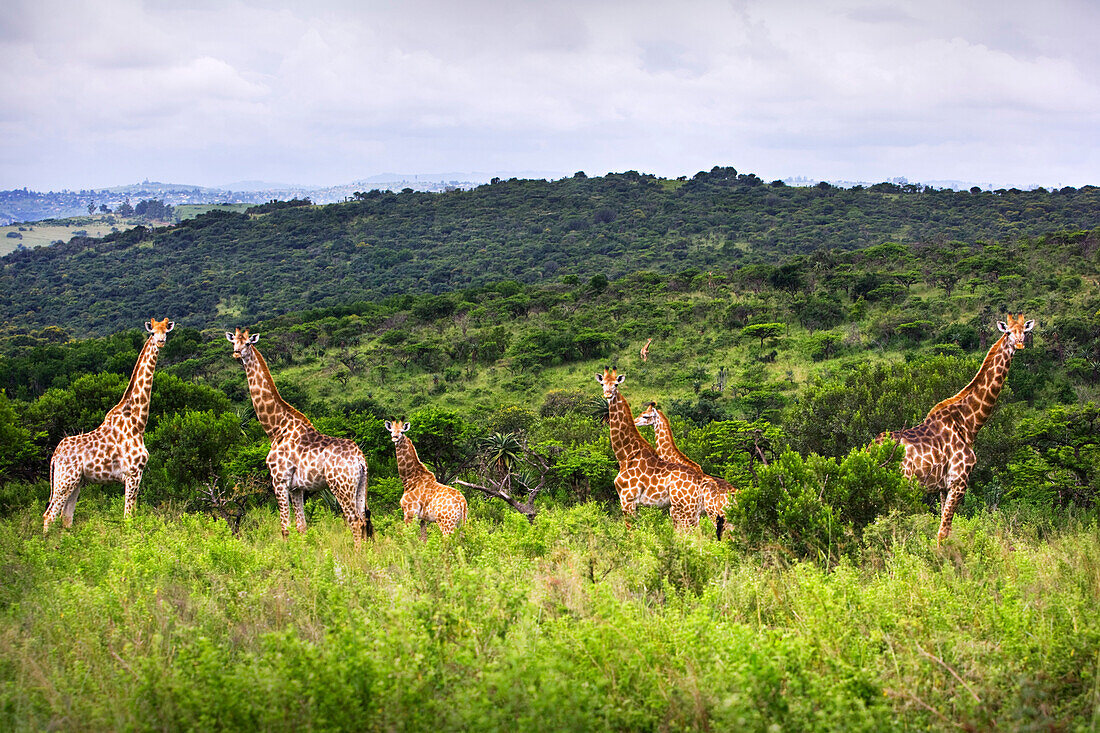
[0,220,128,256]
[2,498,1098,731]
[175,203,253,220]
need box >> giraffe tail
[715,515,725,541]
[359,459,374,540]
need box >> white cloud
[0,0,1097,188]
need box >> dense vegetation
[2,225,1098,540]
[2,501,1097,730]
[1,178,1099,728]
[2,168,1098,334]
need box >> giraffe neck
[395,436,435,488]
[608,392,657,465]
[652,409,699,469]
[107,336,159,433]
[240,346,311,440]
[927,333,1015,440]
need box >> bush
[726,441,922,563]
[143,410,244,506]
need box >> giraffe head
[996,313,1035,350]
[634,402,659,427]
[145,317,174,348]
[385,419,411,444]
[225,328,260,361]
[595,367,625,402]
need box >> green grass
[2,497,1098,731]
[175,203,253,220]
[0,219,131,255]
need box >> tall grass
[1,496,1098,731]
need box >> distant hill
[0,172,561,225]
[0,167,1097,335]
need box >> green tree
[740,323,784,348]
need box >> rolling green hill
[3,220,1099,729]
[2,167,1098,336]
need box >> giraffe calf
[386,420,468,539]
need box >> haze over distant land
[1,0,1096,192]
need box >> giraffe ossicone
[386,419,468,539]
[879,313,1035,542]
[44,317,175,533]
[635,401,736,539]
[227,327,372,548]
[597,368,705,532]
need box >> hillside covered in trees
[2,167,1098,335]
[3,213,1100,728]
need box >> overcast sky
[2,0,1098,191]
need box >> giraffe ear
[1023,319,1035,332]
[595,373,604,384]
[384,420,393,431]
[165,321,175,333]
[616,374,625,384]
[225,332,235,342]
[248,333,260,344]
[402,422,411,433]
[996,321,1008,333]
[144,321,153,333]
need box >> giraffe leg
[44,473,80,534]
[937,453,975,543]
[290,488,307,534]
[273,481,292,540]
[328,477,364,550]
[937,480,969,543]
[616,477,639,530]
[355,467,373,541]
[123,470,143,518]
[62,485,82,528]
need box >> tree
[740,323,784,348]
[0,390,40,482]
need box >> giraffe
[634,401,736,540]
[385,420,468,539]
[878,314,1035,542]
[640,338,652,364]
[226,328,372,548]
[597,368,705,531]
[44,318,174,533]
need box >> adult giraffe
[597,368,705,531]
[226,328,372,547]
[879,314,1034,542]
[45,318,174,533]
[634,402,736,540]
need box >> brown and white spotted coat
[879,314,1035,542]
[635,402,736,539]
[227,328,372,548]
[385,420,468,539]
[44,318,174,533]
[598,368,705,531]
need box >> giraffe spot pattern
[878,314,1032,542]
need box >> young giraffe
[597,368,705,531]
[634,402,736,540]
[44,318,174,533]
[879,314,1035,542]
[385,420,468,539]
[226,328,372,548]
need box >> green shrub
[726,441,922,563]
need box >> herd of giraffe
[44,314,1035,545]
